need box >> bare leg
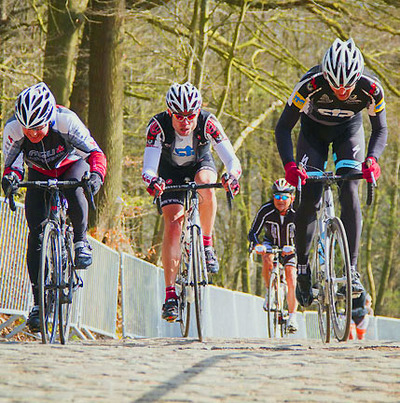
[195,169,217,237]
[285,264,298,314]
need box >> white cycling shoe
[287,315,298,333]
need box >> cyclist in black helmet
[275,38,387,307]
[142,82,241,322]
[2,82,107,332]
[248,178,298,333]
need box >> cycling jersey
[142,109,242,186]
[3,106,106,180]
[275,65,388,166]
[248,201,295,248]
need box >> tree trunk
[69,20,90,123]
[88,0,125,235]
[43,0,89,105]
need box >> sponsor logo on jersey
[318,108,355,118]
[317,94,333,104]
[174,145,194,157]
[206,119,225,142]
[28,146,66,161]
[292,92,306,109]
[146,120,161,146]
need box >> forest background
[0,0,398,317]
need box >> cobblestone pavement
[0,337,399,402]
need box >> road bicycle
[254,245,295,338]
[300,166,373,342]
[7,174,95,344]
[156,180,232,342]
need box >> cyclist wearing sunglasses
[2,82,107,332]
[142,82,241,322]
[275,38,388,307]
[248,178,298,333]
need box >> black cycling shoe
[26,306,40,333]
[296,273,314,307]
[74,241,93,270]
[162,298,178,322]
[205,246,219,274]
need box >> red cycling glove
[284,162,308,187]
[147,177,166,197]
[362,157,381,183]
[221,173,240,196]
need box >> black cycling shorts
[158,153,216,207]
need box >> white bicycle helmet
[15,82,56,129]
[272,178,295,194]
[166,82,202,113]
[322,38,364,89]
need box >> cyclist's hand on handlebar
[2,172,20,197]
[147,177,166,197]
[362,157,381,183]
[284,162,308,187]
[282,245,295,256]
[254,244,267,254]
[88,172,103,195]
[221,173,240,196]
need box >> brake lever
[82,171,96,211]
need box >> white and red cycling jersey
[142,110,241,185]
[3,105,107,180]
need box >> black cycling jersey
[248,201,295,248]
[275,65,388,166]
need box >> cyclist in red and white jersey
[2,82,107,332]
[142,82,241,322]
[275,38,387,307]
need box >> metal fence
[1,197,400,342]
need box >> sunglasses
[274,194,290,201]
[173,112,197,122]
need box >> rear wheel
[327,217,352,342]
[191,226,205,341]
[311,239,330,343]
[59,230,74,344]
[267,272,279,338]
[39,223,61,344]
[177,251,190,337]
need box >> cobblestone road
[0,337,399,402]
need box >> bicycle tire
[311,241,330,343]
[59,229,74,344]
[177,254,191,338]
[267,272,279,338]
[279,280,288,338]
[326,217,352,342]
[39,223,61,344]
[191,226,204,341]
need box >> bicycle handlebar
[6,174,96,212]
[298,168,375,206]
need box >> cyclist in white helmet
[2,82,107,333]
[275,38,387,307]
[142,81,242,322]
[248,178,298,333]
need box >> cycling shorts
[158,152,216,207]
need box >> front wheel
[267,271,279,338]
[326,217,352,342]
[39,223,62,344]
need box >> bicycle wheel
[191,226,205,341]
[177,250,191,337]
[311,240,330,343]
[267,272,279,338]
[59,229,74,344]
[39,223,62,344]
[326,217,352,342]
